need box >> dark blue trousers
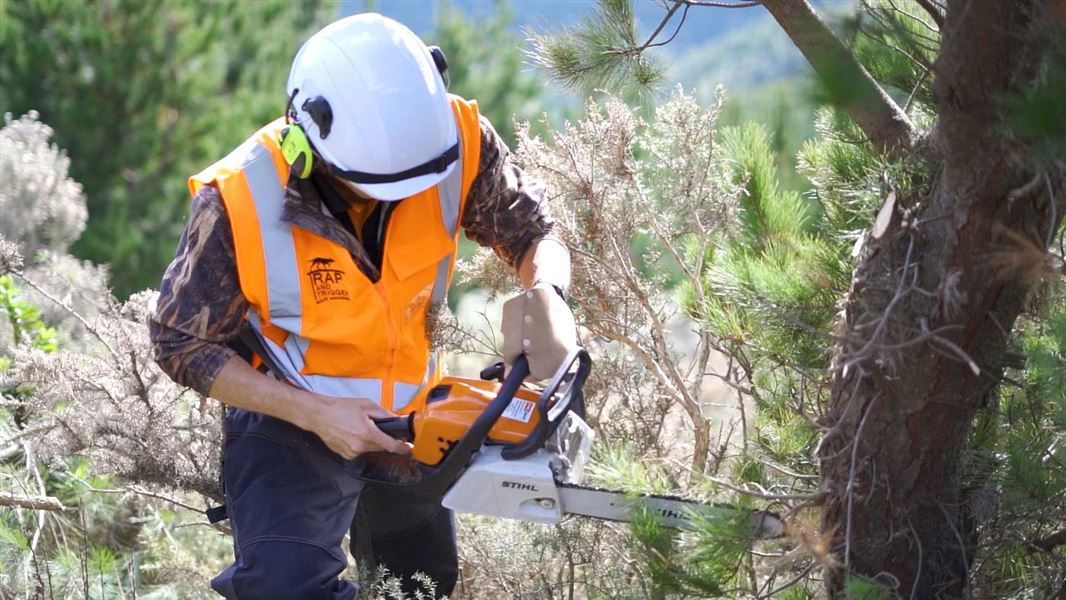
[211,409,458,599]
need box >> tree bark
[691,416,711,476]
[818,0,1064,597]
[760,0,916,155]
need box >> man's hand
[208,356,411,460]
[298,393,411,459]
[502,282,578,380]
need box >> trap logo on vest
[307,257,349,303]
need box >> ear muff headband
[280,87,313,179]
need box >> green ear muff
[279,124,313,179]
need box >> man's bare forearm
[208,356,410,458]
[208,356,318,430]
[518,237,571,292]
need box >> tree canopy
[0,0,327,297]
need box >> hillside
[342,0,813,93]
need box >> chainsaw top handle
[500,348,591,460]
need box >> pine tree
[0,0,328,297]
[531,0,1065,596]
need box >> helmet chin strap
[331,142,459,185]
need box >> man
[150,13,576,599]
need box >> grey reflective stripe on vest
[393,382,421,412]
[392,351,439,411]
[430,135,463,306]
[247,310,383,401]
[439,138,463,237]
[243,143,303,333]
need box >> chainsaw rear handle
[348,355,531,497]
[372,414,414,442]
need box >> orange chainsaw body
[408,377,542,466]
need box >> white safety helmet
[285,14,457,201]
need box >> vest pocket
[387,230,452,281]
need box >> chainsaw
[353,350,784,539]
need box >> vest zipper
[373,282,398,409]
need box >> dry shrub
[2,289,222,501]
[0,112,87,262]
[448,90,754,598]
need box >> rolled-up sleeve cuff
[149,320,237,397]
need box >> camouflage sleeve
[460,114,560,269]
[149,185,247,396]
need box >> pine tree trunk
[818,1,1063,597]
[691,416,711,476]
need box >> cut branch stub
[871,191,897,239]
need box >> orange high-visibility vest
[189,96,482,413]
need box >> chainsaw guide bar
[554,484,785,539]
[358,350,783,540]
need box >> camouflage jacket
[149,114,557,396]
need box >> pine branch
[632,0,685,53]
[0,490,66,512]
[684,1,762,7]
[703,475,823,501]
[550,0,917,151]
[884,0,940,34]
[759,0,916,155]
[913,0,945,29]
[0,421,56,446]
[0,444,20,462]
[74,479,210,516]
